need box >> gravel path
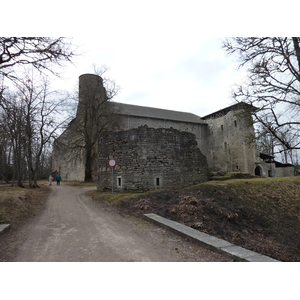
[9,183,232,262]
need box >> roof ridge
[112,102,206,124]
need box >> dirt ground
[2,177,299,262]
[0,183,50,261]
[0,183,233,262]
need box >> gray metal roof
[113,102,206,124]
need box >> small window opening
[234,120,237,127]
[156,177,160,186]
[221,125,224,130]
[154,177,162,188]
[117,176,122,187]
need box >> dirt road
[10,183,232,262]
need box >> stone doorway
[255,166,262,176]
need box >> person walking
[56,174,62,185]
[49,175,53,186]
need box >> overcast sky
[7,0,295,119]
[42,0,257,118]
[57,36,246,117]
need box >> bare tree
[0,91,27,187]
[1,70,68,187]
[0,111,12,182]
[93,64,121,100]
[0,37,77,186]
[223,37,300,161]
[0,37,76,82]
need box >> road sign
[108,159,116,194]
[108,159,116,167]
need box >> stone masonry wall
[202,108,257,173]
[97,126,210,191]
[119,115,206,149]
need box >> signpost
[108,159,116,194]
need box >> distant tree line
[0,37,76,187]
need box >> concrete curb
[0,224,10,236]
[144,213,279,262]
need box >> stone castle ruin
[52,74,294,191]
[98,126,210,191]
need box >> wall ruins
[98,126,209,191]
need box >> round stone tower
[77,74,107,119]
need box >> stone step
[0,224,10,235]
[144,213,279,262]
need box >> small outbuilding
[255,153,295,177]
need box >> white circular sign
[108,159,116,167]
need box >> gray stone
[217,170,227,176]
[0,224,10,235]
[97,126,210,191]
[220,245,260,259]
[144,213,279,262]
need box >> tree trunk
[292,37,300,76]
[14,147,24,188]
[33,156,41,188]
[84,148,93,182]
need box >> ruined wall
[119,115,206,148]
[202,107,257,173]
[97,126,210,191]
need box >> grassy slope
[0,183,50,228]
[90,176,300,261]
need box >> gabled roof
[202,102,257,120]
[260,153,275,160]
[113,102,207,124]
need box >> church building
[52,74,294,191]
